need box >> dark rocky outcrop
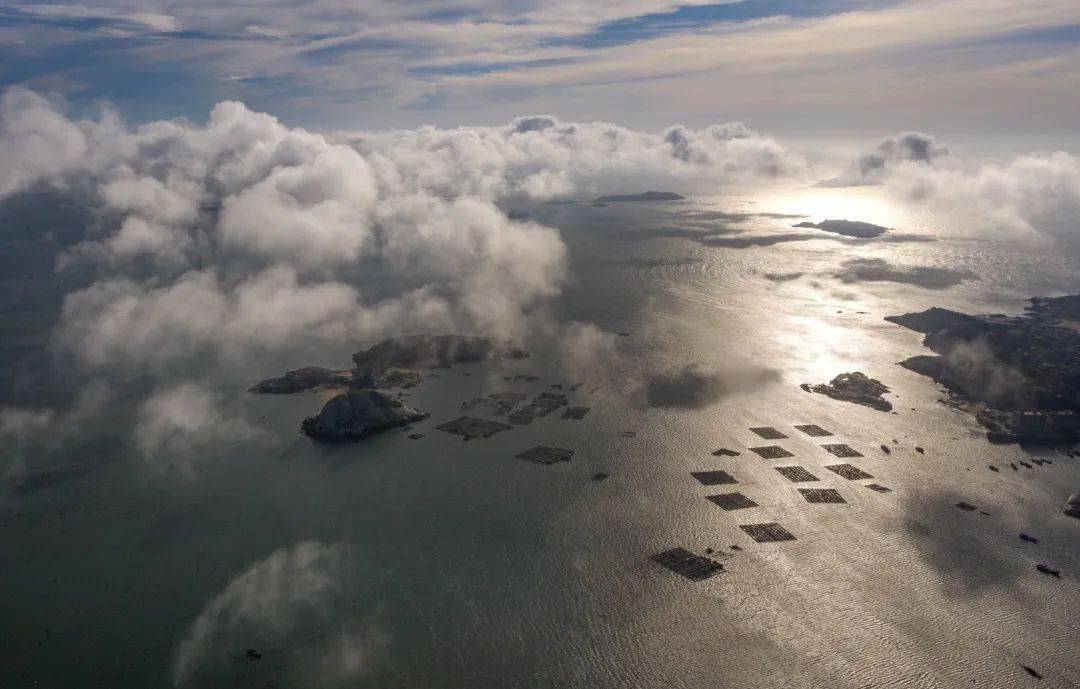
[801,372,892,412]
[885,307,981,334]
[301,391,428,440]
[250,367,351,394]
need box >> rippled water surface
[3,188,1080,688]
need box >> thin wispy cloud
[5,3,182,34]
[1,0,1077,134]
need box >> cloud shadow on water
[643,363,780,408]
[698,231,935,249]
[832,257,975,290]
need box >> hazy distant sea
[3,188,1080,688]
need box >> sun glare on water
[759,186,905,228]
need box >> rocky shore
[887,295,1080,442]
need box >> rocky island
[592,191,685,203]
[301,390,429,440]
[800,372,893,412]
[249,366,351,394]
[251,334,528,395]
[793,219,889,238]
[887,295,1080,443]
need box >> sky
[1,0,1079,145]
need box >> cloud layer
[644,363,781,408]
[824,130,1080,249]
[1,87,1079,480]
[820,132,949,187]
[1,86,808,368]
[133,382,268,474]
[0,86,810,475]
[883,151,1080,249]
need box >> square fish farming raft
[691,471,738,486]
[825,463,874,480]
[651,547,725,581]
[740,523,797,543]
[749,445,795,459]
[775,466,819,482]
[435,416,513,439]
[460,391,527,416]
[707,492,759,511]
[749,426,789,440]
[821,443,864,458]
[508,392,567,424]
[798,488,847,504]
[516,445,574,465]
[794,424,834,437]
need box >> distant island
[793,219,889,238]
[592,191,685,203]
[887,295,1080,443]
